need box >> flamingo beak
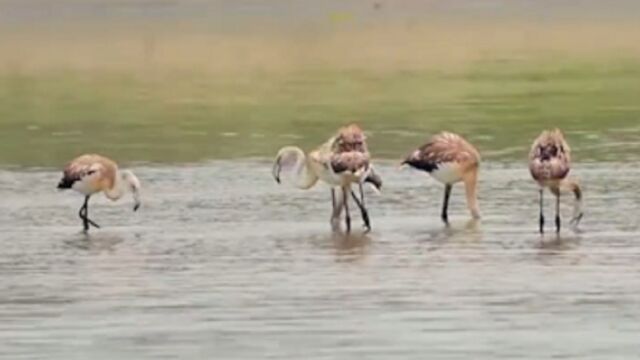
[364,170,382,193]
[132,191,141,212]
[272,158,282,184]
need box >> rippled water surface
[1,161,639,359]
[2,1,640,357]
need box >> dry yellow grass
[1,20,639,75]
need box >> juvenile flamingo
[529,129,583,233]
[272,124,382,232]
[57,154,141,232]
[402,132,481,224]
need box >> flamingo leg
[350,187,371,231]
[555,193,561,233]
[441,184,452,224]
[78,196,100,232]
[331,188,336,210]
[78,198,88,232]
[539,189,545,234]
[330,188,343,231]
[343,186,351,233]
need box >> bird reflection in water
[331,231,372,262]
[303,230,372,262]
[537,233,581,251]
[63,232,126,253]
[420,218,482,252]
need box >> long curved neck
[463,168,481,219]
[561,178,582,219]
[293,152,318,189]
[104,170,126,200]
[274,146,319,189]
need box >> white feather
[430,162,462,184]
[71,176,95,195]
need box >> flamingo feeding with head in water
[57,154,142,232]
[402,131,481,224]
[272,124,382,232]
[529,128,583,234]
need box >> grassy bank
[1,22,640,167]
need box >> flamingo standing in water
[272,124,382,232]
[57,154,142,232]
[402,132,481,224]
[529,129,583,233]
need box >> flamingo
[402,132,481,224]
[57,154,141,232]
[529,129,583,233]
[272,124,382,232]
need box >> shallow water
[1,161,639,359]
[2,1,640,357]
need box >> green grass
[2,58,640,167]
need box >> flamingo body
[529,129,582,233]
[57,154,141,232]
[403,131,481,223]
[273,124,381,232]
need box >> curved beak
[272,156,282,184]
[365,169,382,193]
[121,170,142,212]
[132,189,141,212]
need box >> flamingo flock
[57,124,583,234]
[270,124,583,234]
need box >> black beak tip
[133,204,140,212]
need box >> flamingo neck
[294,154,318,189]
[464,168,481,219]
[561,178,582,219]
[104,171,126,201]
